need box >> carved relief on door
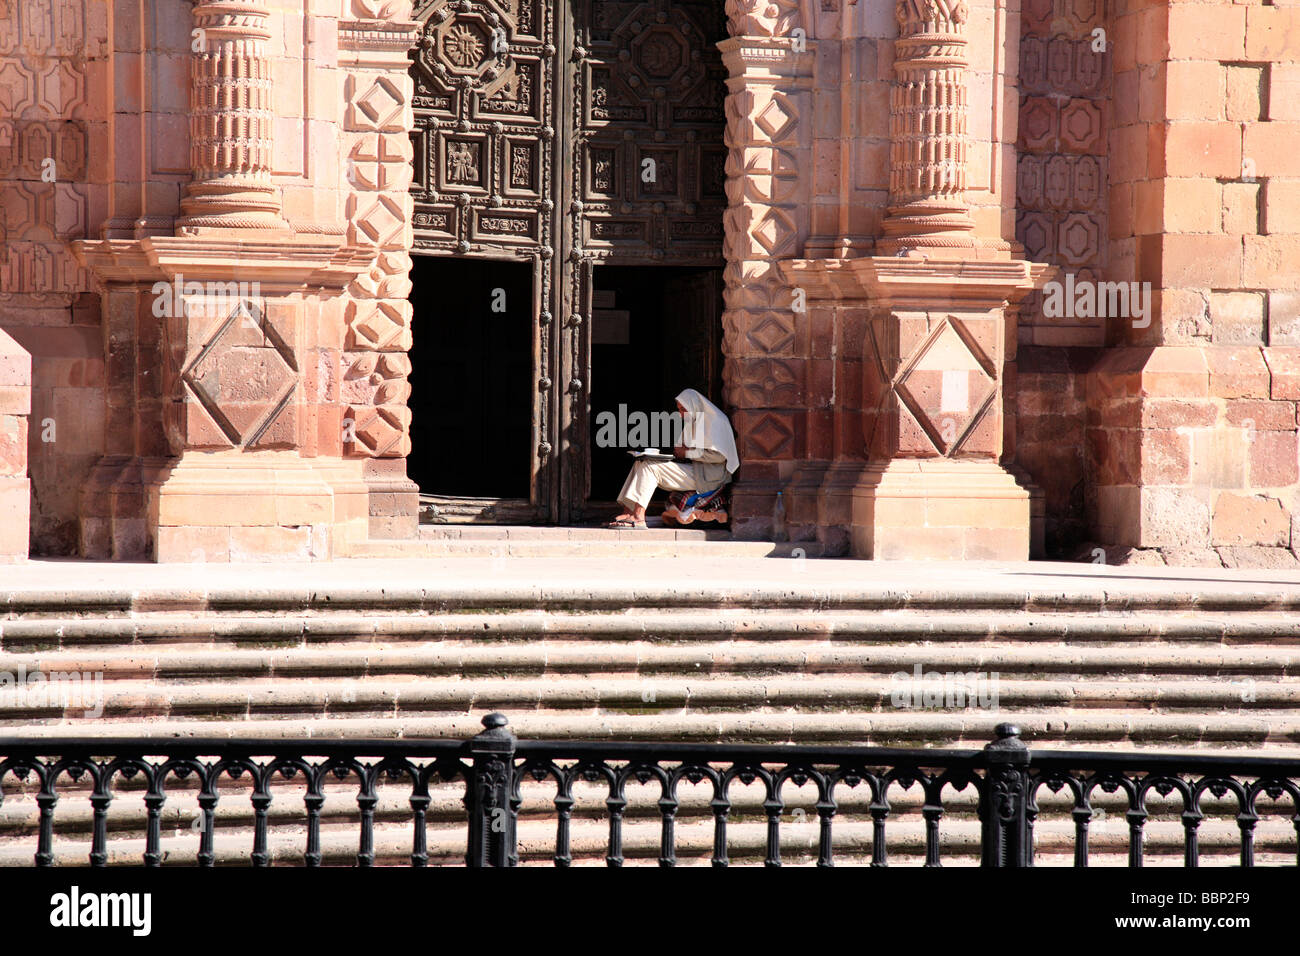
[572,0,728,265]
[410,0,556,254]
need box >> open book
[628,448,674,461]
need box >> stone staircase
[1,555,1298,865]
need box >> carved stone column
[780,0,1052,560]
[880,0,977,253]
[178,1,288,232]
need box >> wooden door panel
[410,0,560,519]
[572,0,729,266]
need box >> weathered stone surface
[1212,493,1290,547]
[1217,546,1300,570]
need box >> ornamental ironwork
[3,720,1300,866]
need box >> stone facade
[0,0,1296,563]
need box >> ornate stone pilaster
[338,4,421,539]
[880,0,977,253]
[718,1,816,539]
[178,1,287,232]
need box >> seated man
[607,388,738,529]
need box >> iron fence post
[466,712,518,867]
[980,723,1032,867]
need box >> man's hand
[673,445,687,460]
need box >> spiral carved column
[178,0,286,231]
[880,0,976,253]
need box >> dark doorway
[407,256,533,500]
[588,265,725,507]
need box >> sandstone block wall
[0,1,110,554]
[1080,0,1300,567]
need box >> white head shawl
[676,388,739,474]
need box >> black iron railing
[1,715,1298,867]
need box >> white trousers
[617,459,699,510]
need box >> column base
[814,460,869,557]
[81,456,168,561]
[362,458,418,540]
[851,460,1031,560]
[151,451,337,562]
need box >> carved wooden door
[410,0,726,522]
[410,0,560,521]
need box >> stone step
[4,557,1298,863]
[6,562,1300,617]
[5,608,1300,648]
[422,525,737,540]
[4,638,1299,677]
[0,675,1295,721]
[352,525,821,559]
[0,710,1295,751]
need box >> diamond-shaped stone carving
[745,312,795,353]
[346,76,407,132]
[754,95,797,142]
[745,412,794,459]
[751,206,796,256]
[182,301,298,449]
[347,404,412,457]
[894,318,996,456]
[349,193,408,247]
[347,298,413,351]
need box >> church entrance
[587,265,723,519]
[407,0,728,523]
